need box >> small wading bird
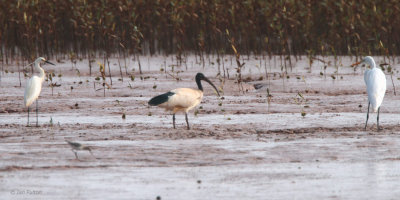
[352,56,386,131]
[148,73,220,129]
[66,140,95,160]
[24,57,55,126]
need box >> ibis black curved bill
[203,77,220,97]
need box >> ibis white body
[158,88,203,113]
[148,73,219,129]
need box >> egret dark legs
[185,113,190,130]
[27,107,30,126]
[173,114,176,129]
[365,102,370,130]
[36,99,39,127]
[26,100,40,127]
[377,107,380,131]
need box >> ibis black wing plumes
[148,91,175,106]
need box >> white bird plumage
[363,57,386,112]
[148,73,220,129]
[160,88,204,113]
[24,57,55,126]
[353,56,386,130]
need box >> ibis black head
[195,73,220,96]
[195,73,206,80]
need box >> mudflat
[1,55,399,199]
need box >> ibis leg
[27,107,30,126]
[377,107,380,131]
[36,99,39,127]
[365,102,370,130]
[185,113,190,130]
[173,114,176,129]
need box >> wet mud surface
[1,56,400,199]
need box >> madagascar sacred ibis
[148,73,220,129]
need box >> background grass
[1,0,399,61]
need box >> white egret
[352,56,386,131]
[24,57,55,126]
[148,73,220,129]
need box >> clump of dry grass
[1,0,399,65]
